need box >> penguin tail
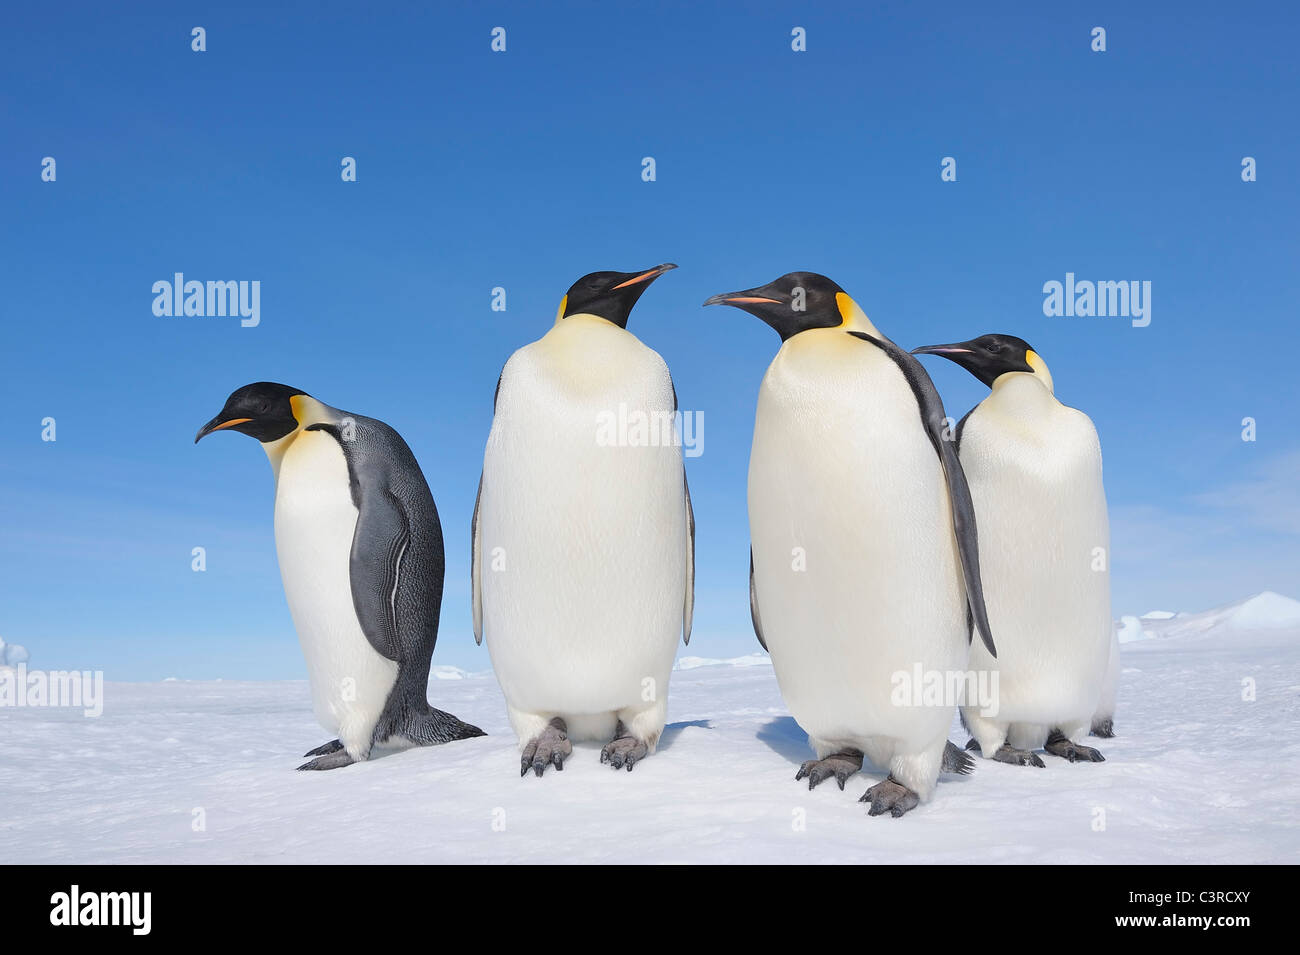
[450,718,487,741]
[942,740,975,776]
[1090,718,1115,739]
[434,707,487,741]
[402,706,487,744]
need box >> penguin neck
[1023,349,1055,394]
[989,371,1057,413]
[990,350,1055,399]
[553,311,622,331]
[834,293,883,338]
[260,430,299,481]
[777,295,885,358]
[543,312,631,355]
[259,395,341,481]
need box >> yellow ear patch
[831,292,883,338]
[288,394,308,422]
[554,294,568,325]
[835,292,855,326]
[1023,349,1056,393]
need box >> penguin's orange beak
[194,417,252,443]
[911,345,973,356]
[611,263,677,289]
[703,295,782,306]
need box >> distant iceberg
[0,638,29,668]
[1116,591,1300,643]
[676,653,772,670]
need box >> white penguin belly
[749,334,967,753]
[960,393,1111,729]
[1093,629,1120,723]
[274,430,398,755]
[480,317,685,722]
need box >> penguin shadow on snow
[756,717,814,766]
[657,719,711,753]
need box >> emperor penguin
[474,265,692,777]
[705,272,995,817]
[913,335,1111,764]
[196,382,484,770]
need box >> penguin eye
[986,342,1004,355]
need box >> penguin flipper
[845,331,996,658]
[307,420,434,664]
[471,473,484,646]
[683,471,695,645]
[348,487,414,662]
[749,548,768,652]
[931,400,997,658]
[671,372,695,646]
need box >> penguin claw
[795,751,864,791]
[1044,730,1104,763]
[296,750,356,771]
[520,719,572,778]
[600,734,648,772]
[303,739,344,758]
[858,777,920,818]
[991,745,1046,768]
[1045,736,1105,763]
[1090,718,1115,739]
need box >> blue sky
[2,2,1297,680]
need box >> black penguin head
[703,272,850,340]
[559,263,677,328]
[911,334,1040,388]
[195,382,308,444]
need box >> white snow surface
[2,593,1297,864]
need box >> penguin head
[703,272,867,340]
[195,382,308,444]
[912,334,1053,391]
[557,264,677,328]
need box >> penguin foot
[858,776,920,818]
[1090,718,1115,739]
[303,739,343,758]
[965,738,981,751]
[600,722,649,772]
[794,750,863,791]
[990,745,1046,768]
[1045,731,1104,763]
[297,750,356,771]
[520,718,572,778]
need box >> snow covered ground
[2,592,1297,864]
